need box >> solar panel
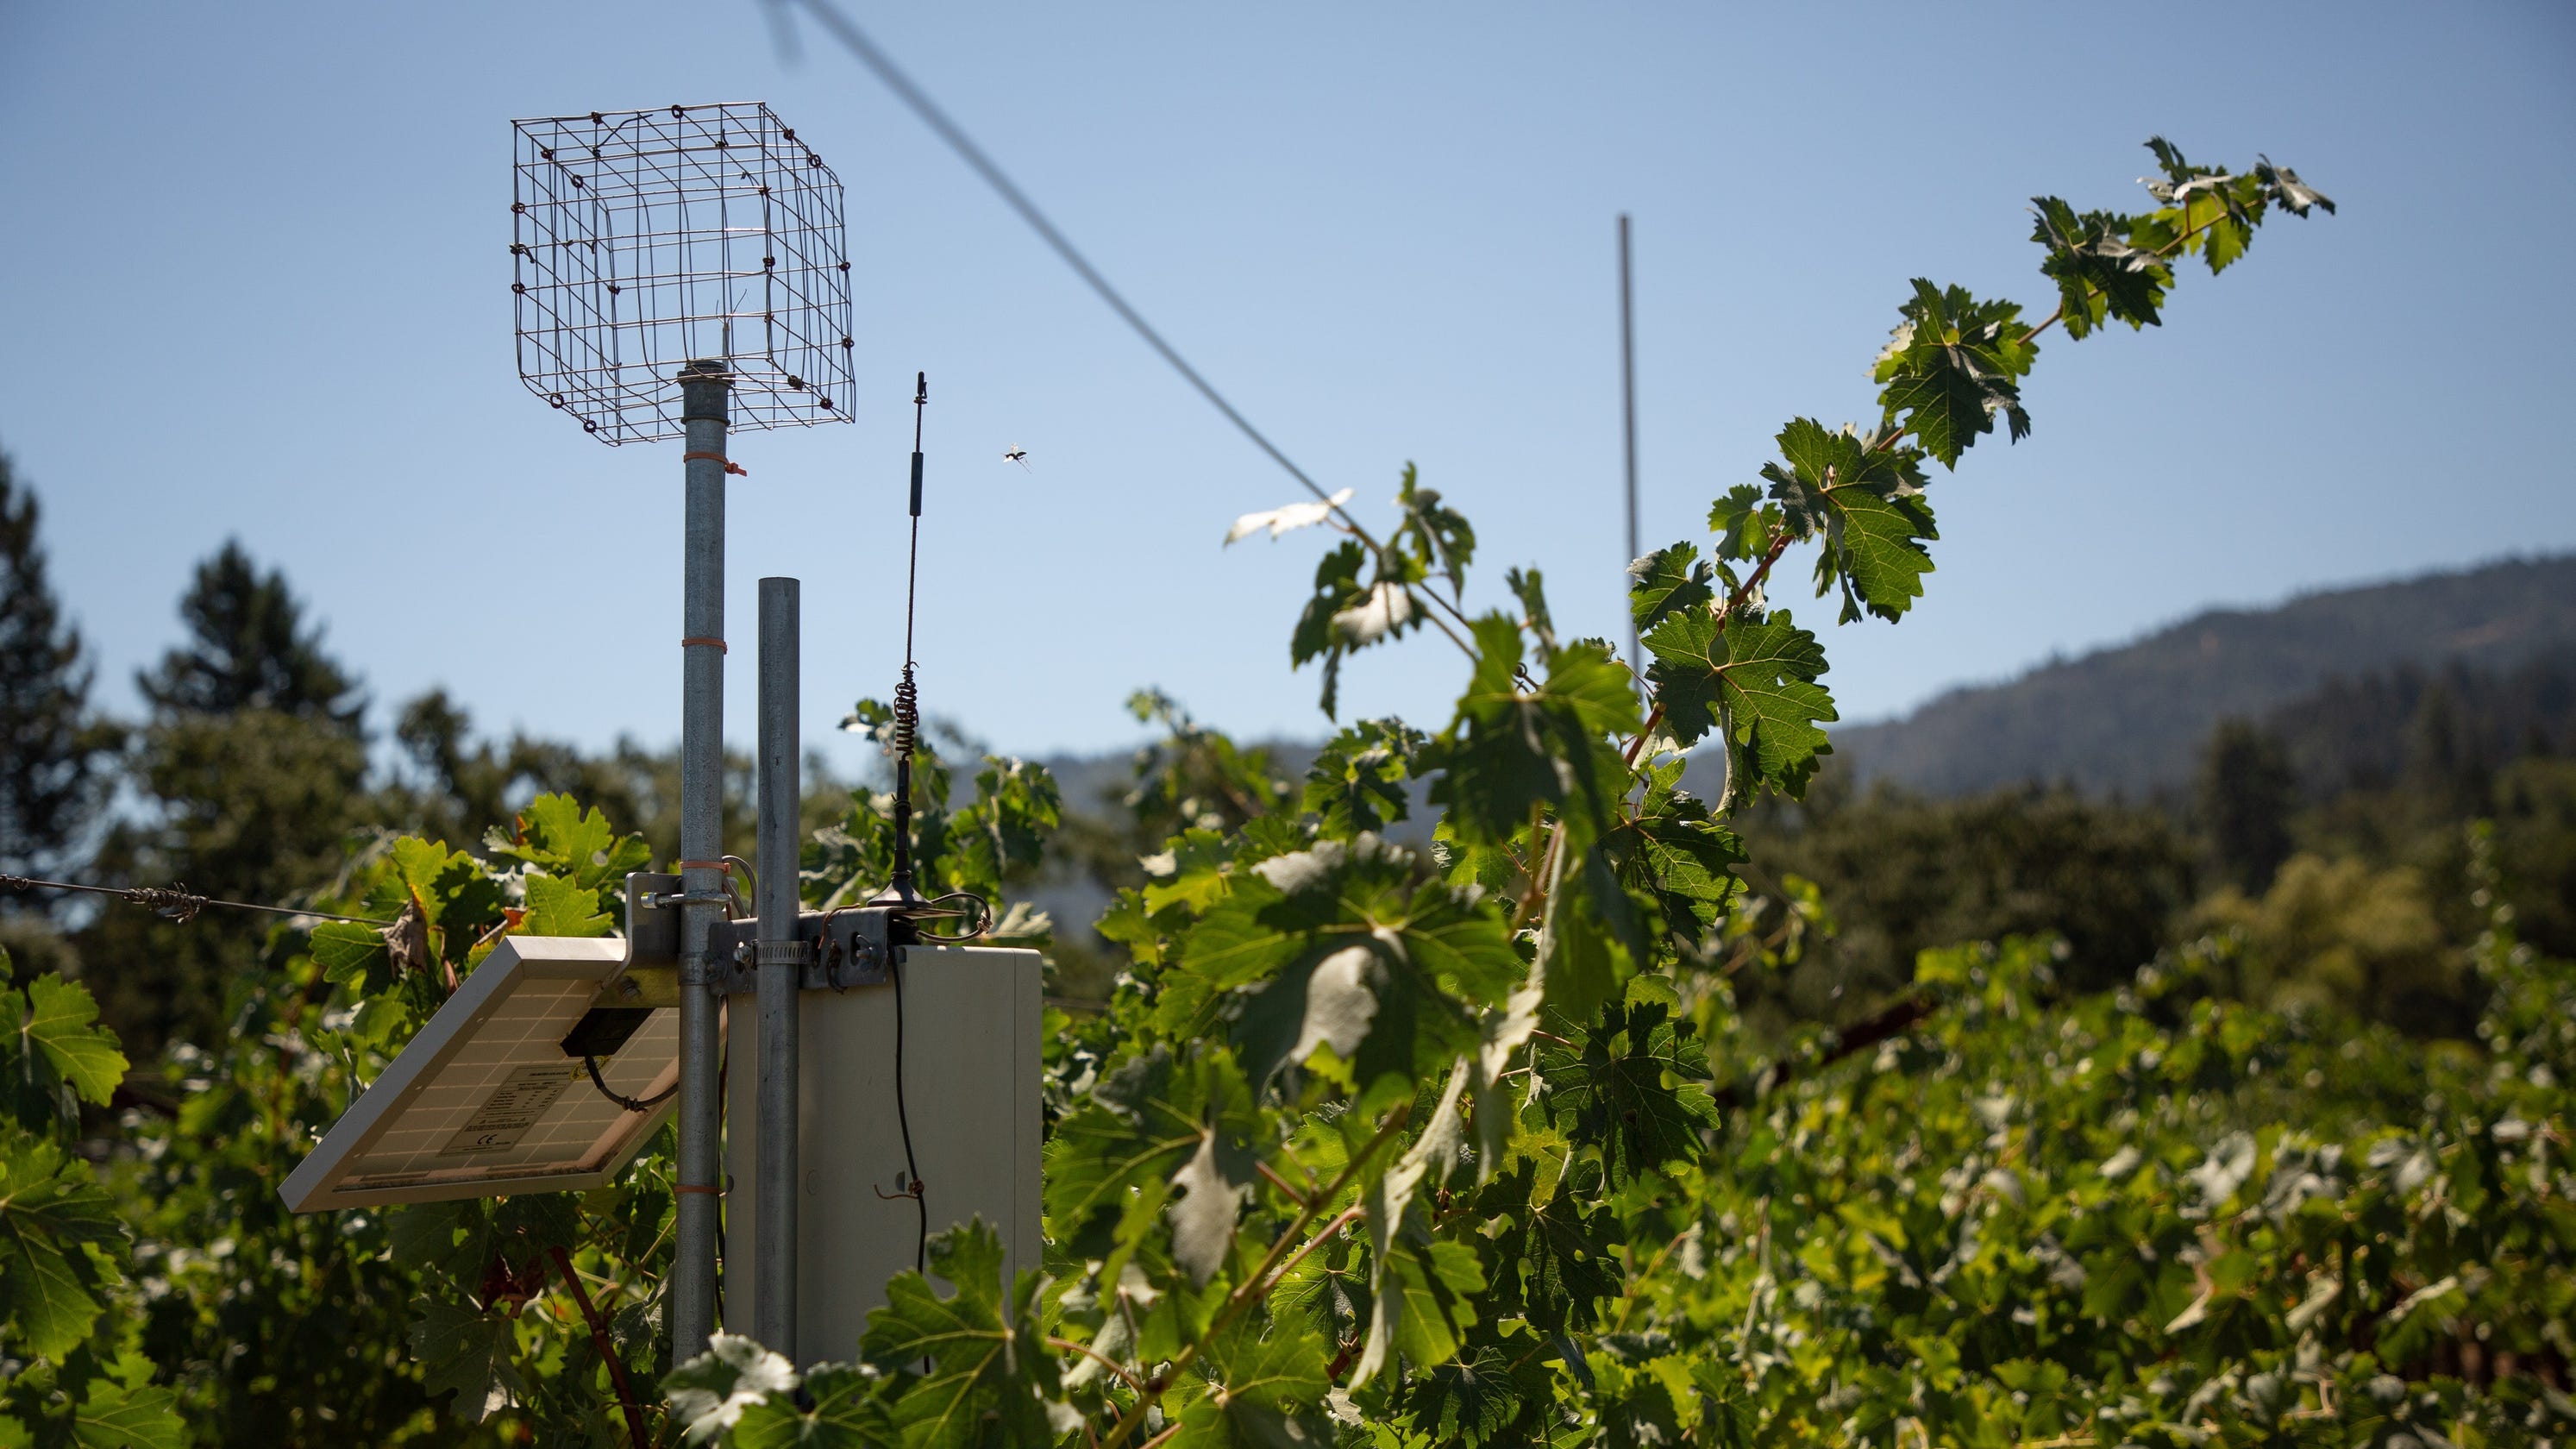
[280,936,678,1210]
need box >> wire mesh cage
[511,103,855,445]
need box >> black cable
[892,953,926,1276]
[786,0,1349,519]
[583,1054,678,1113]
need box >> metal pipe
[1619,213,1640,676]
[672,358,730,1358]
[753,576,802,1356]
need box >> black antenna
[865,371,991,940]
[871,371,933,918]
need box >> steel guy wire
[781,0,1348,518]
[0,874,393,927]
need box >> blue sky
[3,2,2570,776]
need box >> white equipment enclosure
[725,944,1044,1365]
[280,937,678,1210]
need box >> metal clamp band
[683,451,748,477]
[680,637,729,653]
[754,939,812,966]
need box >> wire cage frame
[511,103,856,445]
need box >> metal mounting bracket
[709,908,892,994]
[607,872,892,998]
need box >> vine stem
[548,1247,651,1449]
[1261,1203,1364,1296]
[1096,1107,1413,1449]
[1048,1336,1150,1396]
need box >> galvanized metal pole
[753,576,802,1356]
[1619,214,1641,675]
[672,359,730,1357]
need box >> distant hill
[1827,555,2576,798]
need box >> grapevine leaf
[389,837,486,924]
[522,871,613,938]
[1627,543,1714,639]
[18,975,127,1107]
[1596,761,1744,940]
[1871,280,2035,467]
[1409,1344,1548,1448]
[1045,1045,1255,1281]
[2030,198,2172,340]
[2138,135,2265,276]
[1289,542,1369,719]
[312,919,392,991]
[1642,608,1836,801]
[495,794,648,890]
[1472,1153,1621,1333]
[1302,718,1423,840]
[0,1133,119,1359]
[1233,944,1380,1093]
[1426,616,1642,849]
[1354,1066,1476,1385]
[1506,568,1555,651]
[2253,154,2333,217]
[407,1297,530,1423]
[1707,485,1777,565]
[1758,418,1938,623]
[1394,463,1476,595]
[67,1381,184,1449]
[1142,829,1238,918]
[1226,487,1355,545]
[1535,992,1718,1188]
[1172,1318,1335,1447]
[1169,1133,1253,1288]
[665,1333,798,1444]
[730,1363,899,1448]
[1191,840,1519,1091]
[859,1218,1065,1449]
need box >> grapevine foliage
[18,138,2565,1449]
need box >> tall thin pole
[753,577,802,1358]
[673,359,731,1358]
[1618,214,1640,673]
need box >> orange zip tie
[674,860,731,873]
[683,451,748,477]
[680,637,727,653]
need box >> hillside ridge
[1827,553,2576,797]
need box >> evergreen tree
[2197,716,2297,894]
[0,455,117,893]
[80,543,369,1056]
[137,540,362,729]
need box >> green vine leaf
[1627,543,1714,640]
[2030,198,2172,340]
[523,871,614,938]
[730,1363,899,1448]
[6,974,127,1126]
[1426,613,1640,849]
[1596,760,1744,942]
[66,1379,184,1449]
[1642,608,1837,802]
[1758,418,1939,624]
[0,1132,120,1359]
[859,1218,1066,1449]
[1394,463,1476,597]
[407,1297,530,1423]
[1303,718,1423,841]
[1170,1318,1336,1447]
[667,1334,799,1444]
[1871,279,2036,467]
